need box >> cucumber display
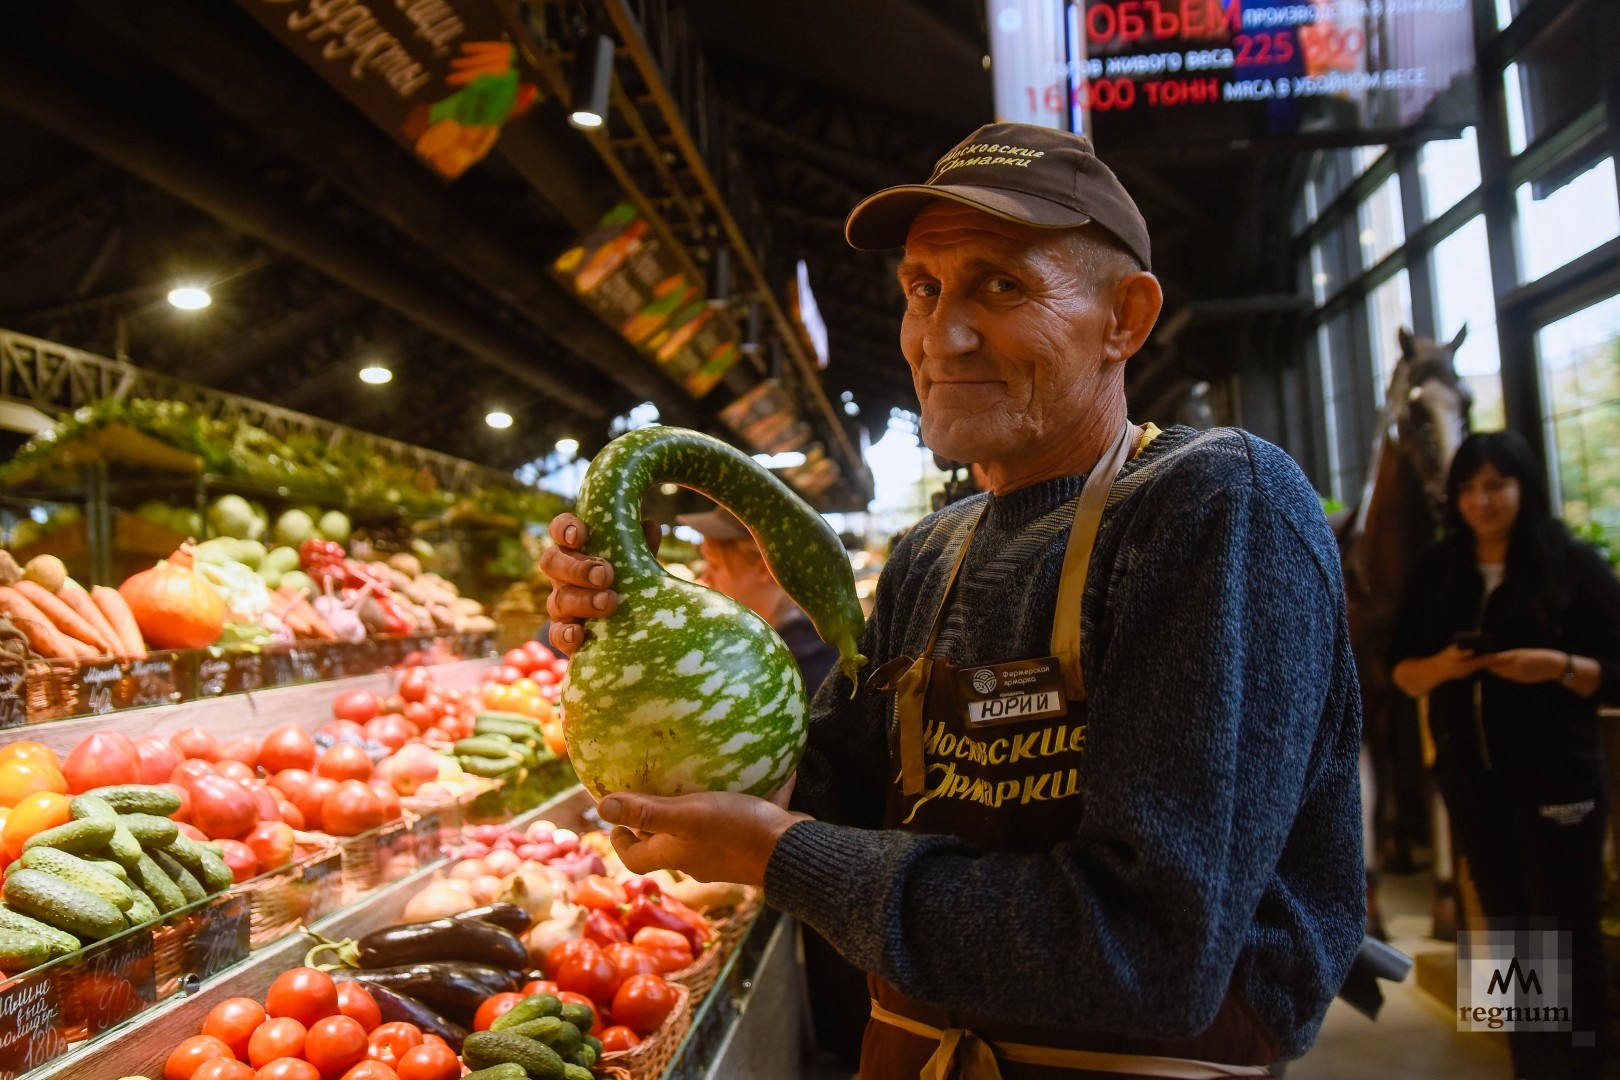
[565,427,866,798]
[18,848,135,911]
[461,1031,565,1079]
[22,817,115,856]
[3,869,128,941]
[84,785,183,816]
[0,903,82,957]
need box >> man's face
[897,203,1121,469]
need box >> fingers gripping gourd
[565,427,866,799]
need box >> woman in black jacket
[1390,430,1620,1080]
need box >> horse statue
[1335,325,1471,939]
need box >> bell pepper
[584,908,629,947]
[624,894,704,953]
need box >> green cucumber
[567,426,865,798]
[557,1002,595,1035]
[124,887,160,928]
[81,856,132,884]
[460,755,523,778]
[461,1032,565,1079]
[68,795,144,864]
[473,718,545,744]
[455,736,522,759]
[0,929,51,972]
[160,834,231,892]
[84,786,183,816]
[0,903,83,957]
[475,711,542,730]
[148,849,205,904]
[69,793,117,821]
[3,869,127,940]
[505,1016,564,1044]
[130,853,185,913]
[583,1035,601,1056]
[491,992,562,1031]
[462,1067,528,1080]
[561,1065,593,1080]
[18,848,134,911]
[22,817,115,856]
[195,849,235,894]
[121,814,179,850]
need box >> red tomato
[245,822,296,874]
[555,991,604,1031]
[218,737,260,769]
[316,744,373,783]
[217,839,259,883]
[544,937,600,979]
[418,1034,450,1053]
[398,669,433,704]
[520,979,559,997]
[268,768,315,802]
[611,973,678,1037]
[322,780,385,836]
[362,715,412,751]
[216,760,256,784]
[630,927,693,973]
[259,726,317,774]
[400,702,435,731]
[254,1059,321,1080]
[248,1018,307,1069]
[332,690,381,724]
[320,720,366,744]
[62,731,141,793]
[193,1059,255,1080]
[340,1063,398,1080]
[394,1042,459,1080]
[336,982,381,1033]
[166,1036,237,1080]
[502,648,536,674]
[203,997,268,1059]
[266,967,339,1029]
[364,1022,421,1068]
[472,992,525,1032]
[171,726,220,762]
[305,1015,369,1079]
[603,943,662,982]
[598,1025,642,1053]
[294,775,340,831]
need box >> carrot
[91,586,146,659]
[59,582,124,657]
[0,586,74,658]
[12,580,111,654]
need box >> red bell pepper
[624,895,704,953]
[584,908,629,947]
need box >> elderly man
[543,123,1363,1079]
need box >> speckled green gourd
[564,427,866,798]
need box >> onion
[469,874,502,904]
[403,880,477,921]
[442,878,471,893]
[523,903,586,966]
[483,849,521,877]
[450,858,488,880]
[496,871,554,924]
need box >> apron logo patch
[970,668,998,694]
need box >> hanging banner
[553,203,746,398]
[233,0,540,180]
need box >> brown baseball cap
[844,122,1151,269]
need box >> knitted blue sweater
[763,426,1365,1060]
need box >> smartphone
[1453,631,1497,654]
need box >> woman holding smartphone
[1390,430,1620,1080]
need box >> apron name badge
[958,657,1068,726]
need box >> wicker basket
[594,1068,633,1080]
[26,658,78,721]
[598,980,691,1080]
[665,933,725,1004]
[709,889,762,958]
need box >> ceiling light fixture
[359,365,392,384]
[167,285,211,310]
[568,33,614,130]
[555,437,580,455]
[486,410,513,429]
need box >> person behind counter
[542,121,1364,1079]
[1390,430,1620,1080]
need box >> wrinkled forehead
[903,201,1063,252]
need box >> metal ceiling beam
[0,44,616,420]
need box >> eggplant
[355,915,528,970]
[352,962,518,1013]
[339,977,468,1050]
[455,903,533,934]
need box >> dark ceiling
[0,0,1304,494]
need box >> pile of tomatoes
[164,967,460,1080]
[482,935,683,1054]
[477,642,568,758]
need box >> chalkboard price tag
[66,926,156,1036]
[188,893,250,982]
[0,665,25,730]
[290,645,322,684]
[320,642,349,681]
[0,966,68,1080]
[301,850,343,922]
[128,655,179,707]
[197,655,230,698]
[76,660,124,715]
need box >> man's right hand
[540,513,661,656]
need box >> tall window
[1367,270,1413,400]
[1515,156,1620,283]
[1418,127,1480,220]
[1537,295,1620,551]
[1431,217,1505,430]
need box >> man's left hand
[1482,648,1566,684]
[598,779,806,887]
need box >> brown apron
[862,424,1277,1080]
